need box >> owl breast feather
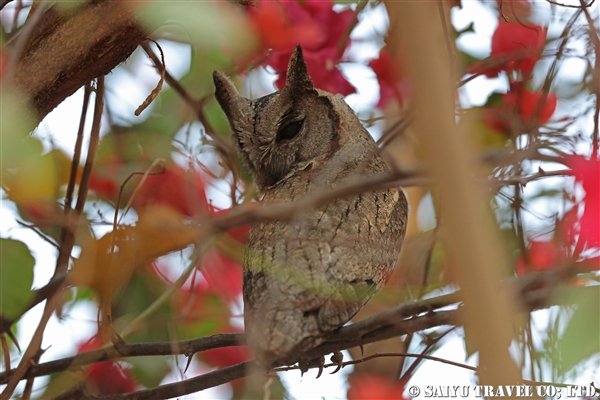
[242,159,408,367]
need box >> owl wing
[242,183,407,366]
[308,186,407,332]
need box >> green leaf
[556,286,600,374]
[136,2,258,58]
[529,188,563,200]
[127,356,170,388]
[204,97,234,137]
[0,238,35,320]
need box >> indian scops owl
[213,46,408,368]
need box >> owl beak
[213,70,251,125]
[282,45,315,95]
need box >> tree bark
[12,1,151,119]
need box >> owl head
[213,46,365,192]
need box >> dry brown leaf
[70,205,197,299]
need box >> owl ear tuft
[283,45,315,94]
[213,70,250,125]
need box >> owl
[213,46,408,369]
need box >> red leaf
[89,169,120,199]
[170,276,213,324]
[211,207,252,244]
[200,247,243,302]
[347,374,408,400]
[482,87,556,133]
[564,155,600,252]
[85,363,137,395]
[249,0,356,96]
[0,49,9,81]
[515,240,566,277]
[198,326,251,389]
[369,48,408,108]
[504,88,557,125]
[476,20,545,77]
[134,164,208,217]
[247,2,293,51]
[202,344,251,369]
[78,335,137,395]
[270,46,355,96]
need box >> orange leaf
[70,206,196,299]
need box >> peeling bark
[12,1,153,119]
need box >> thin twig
[546,0,595,8]
[0,294,61,399]
[275,350,477,374]
[116,158,166,226]
[335,0,368,60]
[74,77,105,219]
[0,76,104,400]
[55,84,92,274]
[398,327,457,386]
[580,0,600,159]
[64,84,92,211]
[0,333,244,384]
[140,42,238,181]
[15,220,58,249]
[135,40,165,116]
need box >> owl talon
[316,364,324,379]
[330,351,344,374]
[298,356,325,378]
[299,361,308,377]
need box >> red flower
[347,374,408,400]
[469,20,545,78]
[369,49,408,108]
[483,87,556,133]
[563,155,600,252]
[78,335,137,395]
[248,0,356,96]
[515,240,566,277]
[134,164,208,217]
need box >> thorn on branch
[184,353,194,374]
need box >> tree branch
[10,1,152,119]
[1,267,581,395]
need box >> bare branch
[1,266,581,395]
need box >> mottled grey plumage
[213,46,408,368]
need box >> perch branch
[1,267,580,388]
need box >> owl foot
[329,351,344,374]
[299,355,326,378]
